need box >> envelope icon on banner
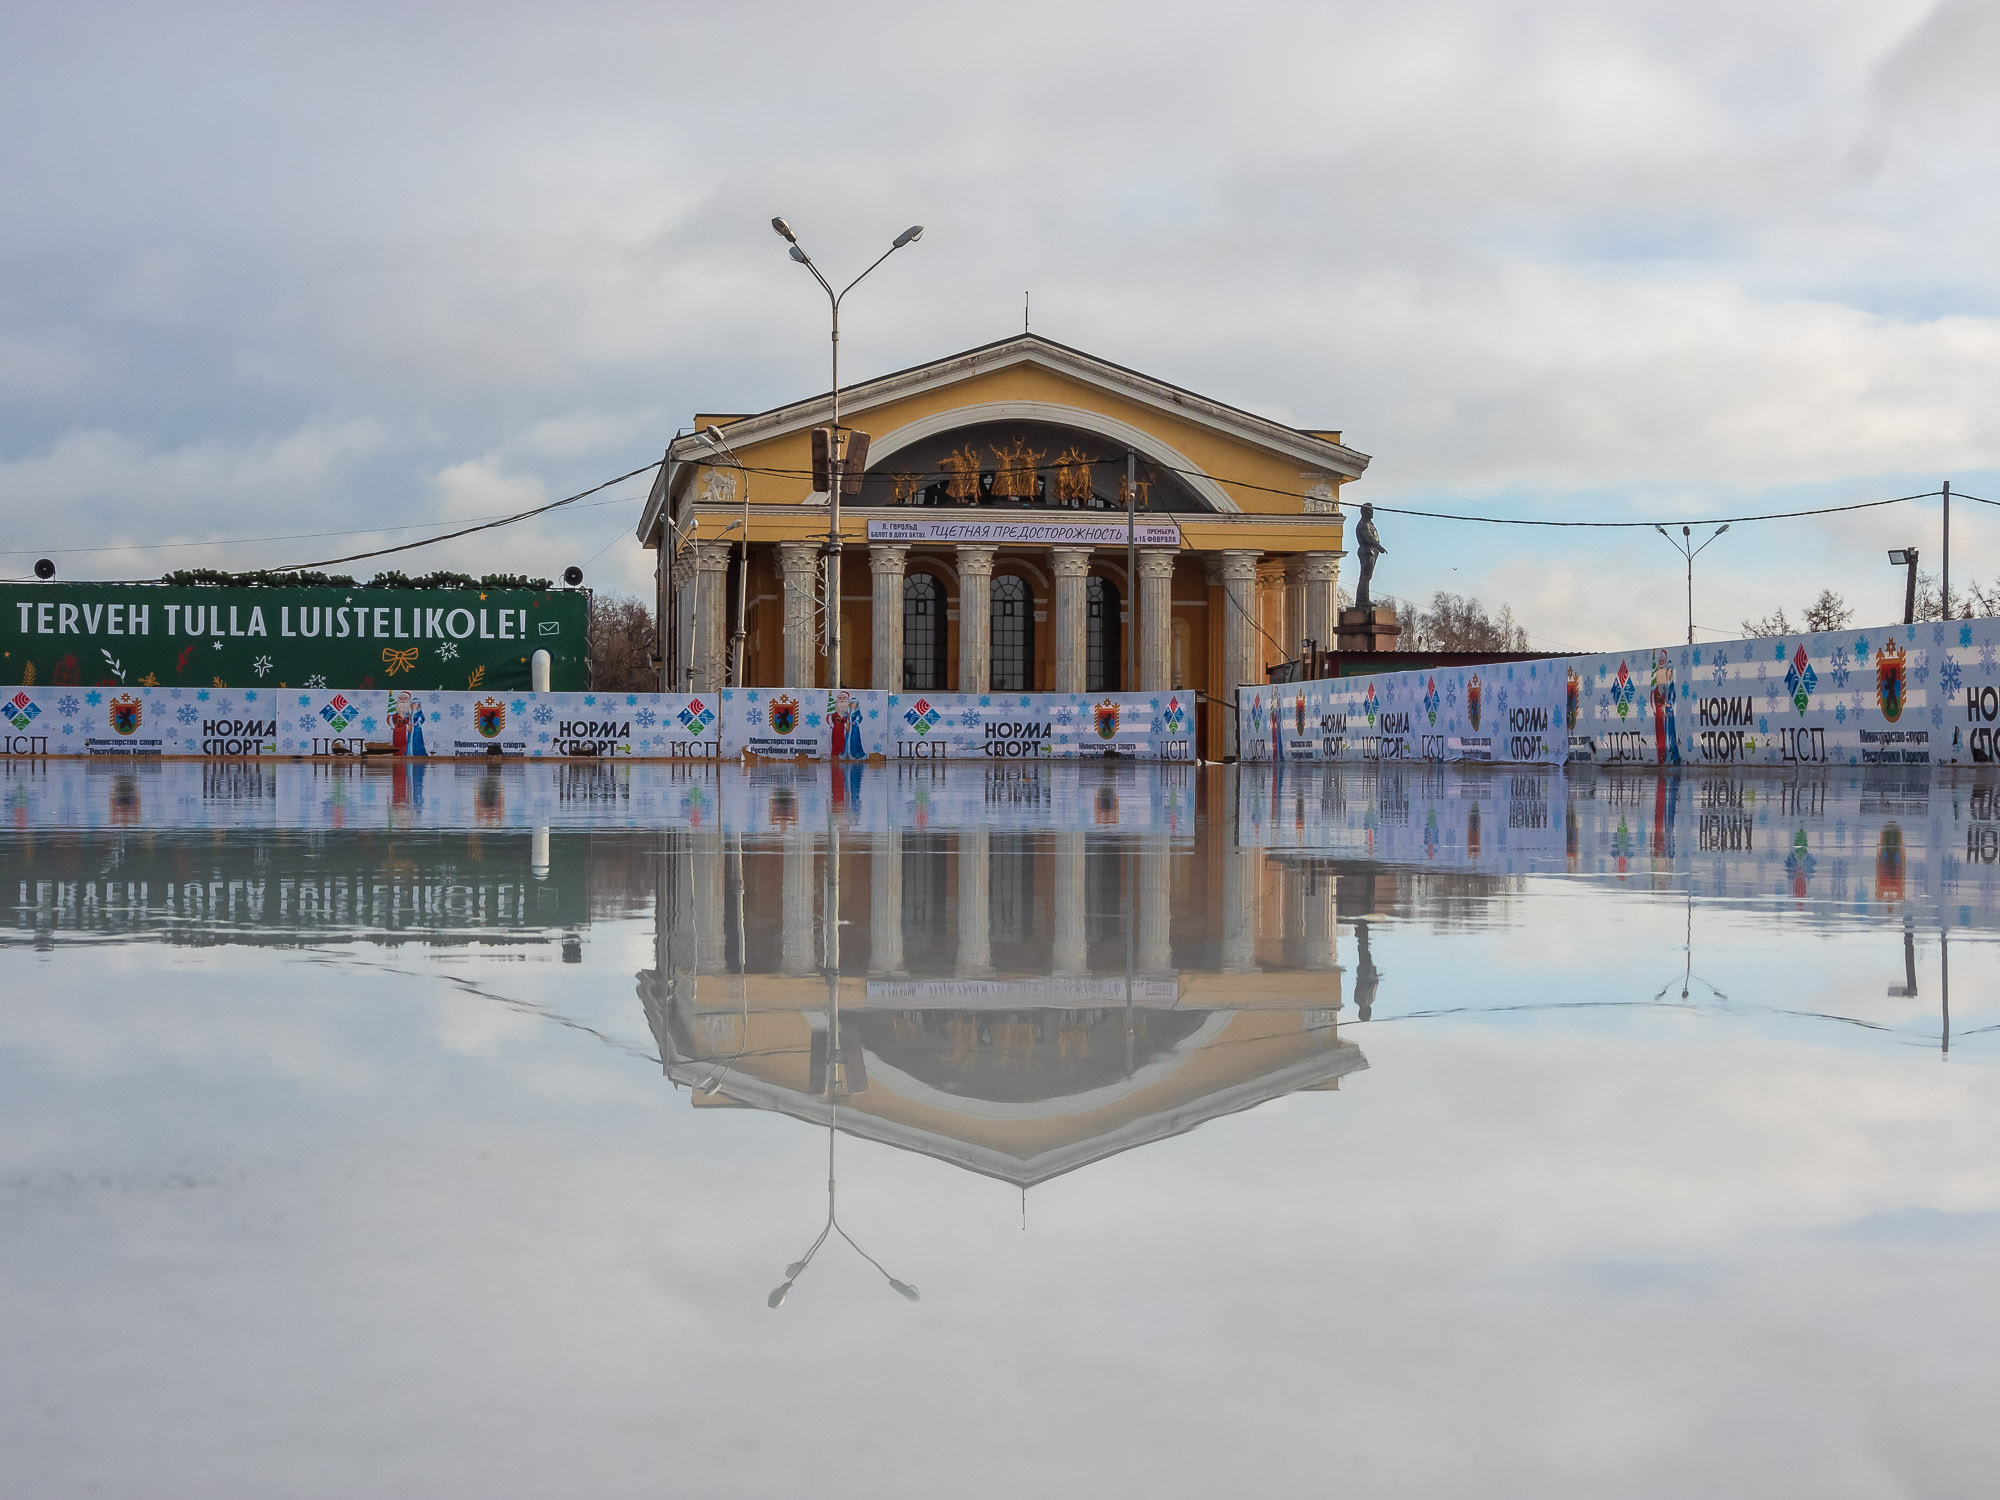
[539,621,560,635]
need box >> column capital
[1048,546,1093,579]
[777,540,820,572]
[1301,552,1341,584]
[694,539,734,573]
[955,543,998,579]
[1256,568,1286,593]
[1137,550,1178,580]
[1217,549,1261,583]
[867,543,910,576]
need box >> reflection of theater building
[637,806,1363,1186]
[639,336,1369,760]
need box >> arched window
[1086,577,1122,692]
[902,574,946,690]
[991,575,1034,692]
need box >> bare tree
[587,593,658,692]
[1802,590,1852,633]
[1397,591,1531,652]
[1739,608,1793,638]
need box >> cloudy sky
[4,0,1998,649]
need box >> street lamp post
[770,218,924,695]
[1655,523,1729,647]
[1888,548,1921,625]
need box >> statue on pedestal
[1353,503,1386,611]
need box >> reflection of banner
[1238,617,2000,768]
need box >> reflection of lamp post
[1655,523,1729,647]
[767,1105,920,1309]
[770,217,923,695]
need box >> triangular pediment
[641,335,1367,541]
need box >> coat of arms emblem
[1294,695,1307,737]
[109,694,141,736]
[768,695,799,735]
[1565,668,1581,732]
[474,696,506,738]
[1466,674,1483,731]
[1094,699,1121,740]
[1875,640,1907,723]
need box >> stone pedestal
[1338,606,1401,654]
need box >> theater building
[638,335,1369,759]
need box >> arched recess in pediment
[862,399,1241,513]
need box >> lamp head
[1654,525,1670,539]
[893,225,924,248]
[1715,524,1729,536]
[788,244,809,265]
[1682,524,1690,537]
[889,1279,921,1302]
[767,1281,792,1309]
[700,424,726,447]
[1889,548,1912,566]
[770,217,796,244]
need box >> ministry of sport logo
[319,694,357,733]
[1094,700,1121,740]
[1159,696,1187,735]
[1784,644,1817,716]
[767,695,799,735]
[1874,640,1907,723]
[474,697,506,737]
[1422,675,1439,726]
[6,692,39,731]
[1466,673,1483,731]
[904,698,941,736]
[1610,660,1637,719]
[676,697,714,735]
[109,694,141,736]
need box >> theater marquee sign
[866,517,1183,547]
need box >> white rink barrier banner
[1238,616,2000,769]
[0,684,725,760]
[0,683,1199,761]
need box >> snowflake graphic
[1932,704,1944,728]
[450,702,465,719]
[805,713,821,728]
[625,694,639,706]
[361,717,377,733]
[511,699,527,715]
[1711,650,1729,686]
[1962,623,1975,648]
[1941,655,1963,695]
[57,695,79,716]
[583,694,597,707]
[634,708,657,728]
[305,676,327,689]
[176,704,199,726]
[958,708,981,729]
[1830,655,1850,690]
[253,656,272,678]
[1853,637,1869,662]
[1912,652,1930,687]
[1983,641,1998,676]
[438,642,458,661]
[85,690,102,706]
[538,732,550,743]
[532,704,554,725]
[61,723,73,736]
[1933,623,1947,645]
[1835,702,1847,724]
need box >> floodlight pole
[1655,523,1729,647]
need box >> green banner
[0,584,588,692]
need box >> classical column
[1283,559,1309,661]
[1301,552,1341,665]
[1258,567,1287,674]
[1137,550,1176,693]
[781,824,816,976]
[692,826,725,972]
[1049,547,1092,694]
[1299,866,1337,982]
[670,548,698,692]
[956,827,992,976]
[870,827,904,976]
[693,541,733,693]
[955,545,996,694]
[869,544,909,692]
[1052,831,1088,976]
[1137,834,1173,973]
[777,541,819,689]
[1217,550,1260,759]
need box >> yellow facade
[640,335,1368,760]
